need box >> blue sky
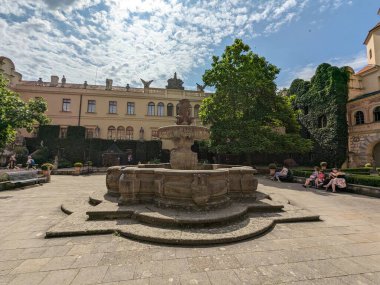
[0,0,378,91]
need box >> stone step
[46,209,319,245]
[85,200,284,227]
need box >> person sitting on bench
[303,166,319,188]
[314,170,325,188]
[273,165,289,182]
[323,169,346,192]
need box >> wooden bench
[7,171,45,187]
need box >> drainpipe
[78,94,83,126]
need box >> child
[314,170,325,188]
[303,166,320,188]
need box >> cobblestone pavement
[0,175,379,285]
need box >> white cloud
[318,0,351,12]
[282,51,367,88]
[0,0,330,89]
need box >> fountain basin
[115,164,257,210]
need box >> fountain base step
[85,199,284,226]
[47,189,320,245]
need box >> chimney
[50,75,59,87]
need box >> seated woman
[273,165,289,182]
[314,170,325,188]
[303,166,320,188]
[323,169,346,192]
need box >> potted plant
[41,163,54,182]
[74,162,83,175]
[268,163,277,176]
[320,162,328,170]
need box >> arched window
[107,126,116,139]
[167,103,174,116]
[126,126,134,140]
[117,126,125,140]
[318,115,327,128]
[374,106,380,122]
[176,103,179,115]
[194,104,200,118]
[147,102,155,116]
[157,102,164,116]
[355,111,365,125]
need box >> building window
[176,103,179,115]
[127,102,135,115]
[60,127,67,138]
[107,126,116,139]
[194,104,200,118]
[167,103,174,116]
[86,128,94,138]
[157,102,164,116]
[318,115,327,128]
[109,101,117,114]
[374,106,380,122]
[355,111,365,125]
[62,99,71,112]
[369,49,372,59]
[126,126,133,140]
[151,129,159,139]
[87,100,96,113]
[147,102,155,116]
[117,126,125,140]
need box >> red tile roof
[355,65,378,75]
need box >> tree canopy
[289,63,349,167]
[0,74,49,149]
[199,39,312,156]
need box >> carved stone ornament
[176,99,193,125]
[166,72,184,90]
[140,79,153,88]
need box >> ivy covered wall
[289,63,349,167]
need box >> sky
[0,0,378,91]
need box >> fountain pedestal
[158,125,209,170]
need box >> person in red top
[314,170,325,188]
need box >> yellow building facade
[0,57,209,150]
[347,20,380,167]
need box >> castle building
[0,57,208,150]
[347,13,380,167]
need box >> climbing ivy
[289,63,349,167]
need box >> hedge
[25,136,162,167]
[346,175,380,188]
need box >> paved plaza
[0,175,379,285]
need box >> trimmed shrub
[268,163,277,169]
[41,163,54,170]
[346,175,380,188]
[284,158,297,168]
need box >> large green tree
[289,63,349,167]
[0,74,49,149]
[200,39,312,159]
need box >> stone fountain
[46,99,320,245]
[116,99,257,210]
